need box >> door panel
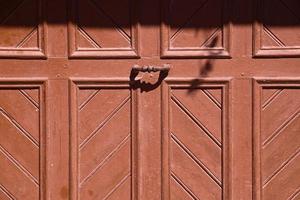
[254,0,300,57]
[70,81,137,200]
[0,81,45,200]
[69,0,138,58]
[161,0,230,57]
[253,79,300,200]
[162,81,230,200]
[0,0,45,58]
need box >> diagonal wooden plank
[80,138,131,200]
[171,133,222,186]
[78,89,100,110]
[88,0,131,42]
[76,0,131,48]
[170,0,209,41]
[15,27,38,48]
[79,96,130,149]
[0,145,39,186]
[79,101,130,180]
[171,173,199,200]
[78,89,129,144]
[263,148,300,187]
[0,90,39,142]
[205,89,222,106]
[263,111,300,148]
[262,113,300,182]
[287,187,300,200]
[0,184,16,200]
[261,89,300,142]
[171,95,221,147]
[0,148,39,199]
[201,87,222,109]
[171,99,222,180]
[104,174,131,200]
[104,177,131,200]
[0,113,39,180]
[80,135,130,186]
[200,28,222,49]
[0,109,39,148]
[21,89,39,105]
[19,89,39,109]
[171,140,222,199]
[262,153,300,200]
[170,0,223,49]
[77,26,102,49]
[262,89,283,110]
[263,26,286,47]
[172,89,222,142]
[103,173,131,200]
[78,89,99,107]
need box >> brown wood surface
[0,0,299,199]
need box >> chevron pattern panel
[254,81,300,200]
[69,0,138,58]
[75,87,133,199]
[162,0,230,57]
[168,86,226,199]
[0,86,42,200]
[254,0,300,56]
[0,0,45,57]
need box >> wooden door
[0,0,299,200]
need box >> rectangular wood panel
[161,0,230,58]
[68,0,139,58]
[70,80,137,200]
[254,0,300,57]
[162,80,230,200]
[0,0,46,58]
[253,79,300,200]
[0,81,45,200]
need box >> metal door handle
[132,64,170,73]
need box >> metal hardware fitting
[132,64,170,73]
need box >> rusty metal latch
[130,64,170,91]
[132,64,170,73]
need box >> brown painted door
[0,0,299,200]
